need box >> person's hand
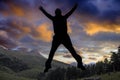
[39,6,43,10]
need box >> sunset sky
[0,0,120,64]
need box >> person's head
[55,8,62,16]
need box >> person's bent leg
[63,35,86,70]
[44,36,60,73]
[66,46,85,70]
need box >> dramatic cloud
[0,17,53,48]
[0,30,17,48]
[9,3,25,17]
[0,0,25,16]
[84,22,120,36]
[31,23,53,42]
[50,0,99,16]
[0,18,31,39]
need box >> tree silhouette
[111,46,120,71]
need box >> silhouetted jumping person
[39,4,86,73]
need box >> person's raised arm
[64,4,78,18]
[39,6,53,20]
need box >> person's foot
[44,62,51,73]
[44,65,51,73]
[77,62,86,70]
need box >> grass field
[80,72,120,80]
[100,72,120,80]
[0,71,36,80]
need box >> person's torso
[52,16,68,35]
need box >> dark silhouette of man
[39,4,86,73]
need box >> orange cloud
[9,4,24,16]
[32,23,53,42]
[30,22,72,42]
[0,30,8,38]
[84,22,120,35]
[9,21,31,39]
[67,22,72,33]
[12,21,31,33]
[0,3,24,17]
[21,27,31,33]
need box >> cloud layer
[0,0,120,50]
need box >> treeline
[38,46,120,80]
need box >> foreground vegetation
[80,72,120,80]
